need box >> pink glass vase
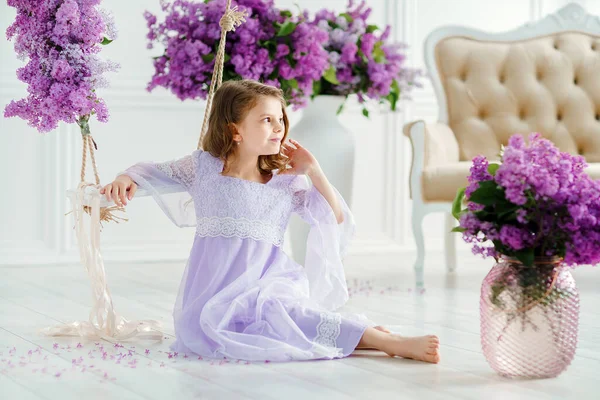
[480,257,580,378]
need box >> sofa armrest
[403,121,460,201]
[403,121,460,168]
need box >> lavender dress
[123,150,373,361]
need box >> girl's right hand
[99,175,137,206]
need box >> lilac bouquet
[4,0,119,134]
[309,0,423,116]
[454,133,600,268]
[145,0,329,109]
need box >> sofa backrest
[426,3,600,161]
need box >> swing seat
[66,185,185,208]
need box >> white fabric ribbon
[40,183,163,341]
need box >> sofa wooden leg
[412,210,425,288]
[445,212,457,273]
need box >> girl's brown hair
[202,80,290,175]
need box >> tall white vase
[287,95,355,265]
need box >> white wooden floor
[1,252,598,400]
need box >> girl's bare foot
[383,335,440,364]
[355,327,440,364]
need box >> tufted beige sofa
[403,3,600,287]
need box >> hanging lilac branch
[4,0,119,134]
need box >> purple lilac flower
[498,225,534,251]
[459,212,482,235]
[458,132,600,267]
[472,245,498,259]
[465,155,492,197]
[516,209,528,224]
[145,0,328,109]
[4,0,119,133]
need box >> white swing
[43,0,248,341]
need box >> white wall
[0,0,589,265]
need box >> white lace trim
[156,154,195,188]
[314,312,342,348]
[195,216,285,247]
[156,162,173,178]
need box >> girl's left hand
[281,139,320,176]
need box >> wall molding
[0,0,433,265]
[4,0,549,266]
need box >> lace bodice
[124,148,354,311]
[155,150,304,247]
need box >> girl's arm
[307,167,344,224]
[282,139,344,224]
[100,150,200,207]
[286,140,355,310]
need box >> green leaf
[280,10,293,18]
[451,226,467,233]
[312,79,322,99]
[452,187,466,220]
[357,49,368,62]
[288,78,298,89]
[224,54,231,63]
[495,198,519,218]
[101,37,113,45]
[373,41,385,63]
[362,108,369,118]
[515,248,535,267]
[487,163,500,176]
[386,92,398,111]
[497,208,519,221]
[469,181,502,206]
[202,53,215,63]
[276,21,297,36]
[366,24,379,33]
[474,209,493,221]
[323,66,340,85]
[387,79,400,110]
[339,12,353,23]
[336,100,345,115]
[222,68,239,82]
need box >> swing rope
[197,0,247,150]
[43,1,247,341]
[76,116,127,224]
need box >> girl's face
[234,96,285,156]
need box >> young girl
[100,80,440,363]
